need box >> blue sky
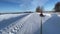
[0,0,60,12]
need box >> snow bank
[42,14,60,34]
[0,13,29,34]
[0,14,25,21]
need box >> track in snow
[0,14,29,30]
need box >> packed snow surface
[0,13,60,34]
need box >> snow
[0,13,60,34]
[0,13,29,30]
[42,14,60,34]
[0,14,26,21]
[16,13,41,34]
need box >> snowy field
[0,13,60,34]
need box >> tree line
[36,2,60,12]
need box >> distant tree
[54,2,60,12]
[36,6,44,16]
[36,6,42,13]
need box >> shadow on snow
[42,14,60,34]
[0,14,29,30]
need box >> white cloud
[31,0,49,7]
[19,0,50,11]
[26,0,50,11]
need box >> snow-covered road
[0,13,60,34]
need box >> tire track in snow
[0,13,30,34]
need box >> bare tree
[36,6,44,17]
[36,6,42,13]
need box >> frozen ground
[0,13,60,34]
